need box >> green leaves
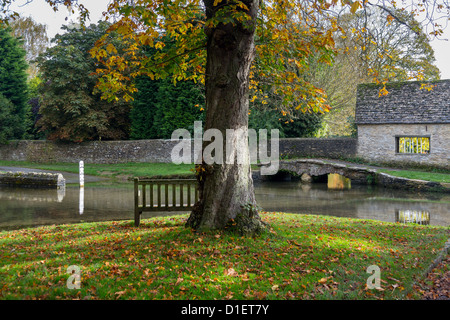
[36,22,132,142]
[0,25,28,140]
[0,93,18,144]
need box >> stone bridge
[262,159,450,193]
[277,159,377,184]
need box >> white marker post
[79,161,84,187]
[79,161,84,215]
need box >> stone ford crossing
[0,171,65,189]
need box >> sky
[9,0,450,80]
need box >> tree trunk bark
[186,0,266,234]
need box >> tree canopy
[9,16,50,79]
[87,0,448,108]
[36,22,132,142]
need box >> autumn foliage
[88,0,449,109]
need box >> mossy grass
[1,212,448,300]
[0,160,195,180]
[378,169,450,184]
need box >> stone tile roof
[355,79,450,124]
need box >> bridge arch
[276,159,377,185]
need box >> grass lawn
[1,212,448,300]
[380,169,450,184]
[0,160,194,180]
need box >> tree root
[224,203,267,236]
[186,201,268,236]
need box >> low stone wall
[0,138,358,164]
[375,172,450,193]
[279,138,357,159]
[0,172,65,189]
[0,140,178,164]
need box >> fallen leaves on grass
[414,256,450,300]
[0,212,448,300]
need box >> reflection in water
[0,187,66,203]
[79,186,84,215]
[0,180,449,230]
[254,181,450,227]
[396,210,430,225]
[327,174,351,190]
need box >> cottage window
[396,137,430,154]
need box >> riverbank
[0,212,448,300]
[1,159,449,187]
[0,161,195,183]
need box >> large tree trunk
[186,0,266,234]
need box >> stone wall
[0,138,358,164]
[279,138,357,159]
[357,124,449,169]
[0,140,179,164]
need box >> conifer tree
[0,25,28,140]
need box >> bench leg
[134,209,141,227]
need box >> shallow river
[0,178,448,230]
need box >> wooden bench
[134,178,199,226]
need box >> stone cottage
[355,79,450,169]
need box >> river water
[0,176,448,230]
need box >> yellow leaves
[420,83,435,91]
[93,48,107,60]
[378,86,389,97]
[106,43,117,54]
[386,14,395,24]
[350,1,361,13]
[155,42,165,50]
[90,0,336,110]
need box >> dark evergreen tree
[129,76,161,139]
[0,93,19,144]
[153,78,204,138]
[130,76,204,139]
[0,25,29,140]
[249,104,322,138]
